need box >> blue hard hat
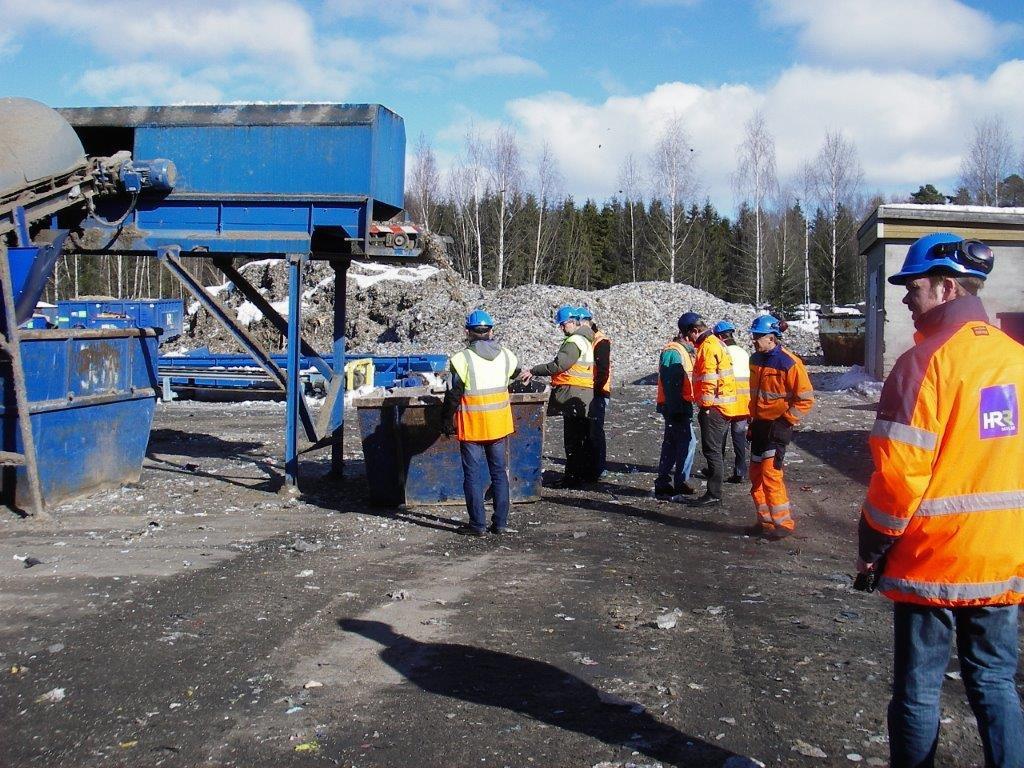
[677,312,703,331]
[713,320,735,335]
[465,309,494,329]
[889,232,994,285]
[574,306,593,321]
[555,305,577,325]
[750,315,782,337]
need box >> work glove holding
[769,417,794,445]
[440,417,457,437]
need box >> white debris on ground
[816,365,883,398]
[184,246,823,383]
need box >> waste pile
[184,242,821,384]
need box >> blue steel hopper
[59,103,421,488]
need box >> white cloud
[78,63,224,105]
[0,28,18,60]
[493,61,1024,208]
[762,0,1015,70]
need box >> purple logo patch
[979,384,1018,439]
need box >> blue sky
[3,0,1023,209]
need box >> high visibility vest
[449,347,518,442]
[693,333,744,417]
[749,345,814,425]
[593,331,612,396]
[727,344,751,417]
[656,340,695,405]
[550,334,594,389]
[860,296,1024,608]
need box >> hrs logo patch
[979,384,1018,439]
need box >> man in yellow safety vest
[442,310,520,536]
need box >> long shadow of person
[338,618,747,767]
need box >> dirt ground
[0,371,1014,767]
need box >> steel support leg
[330,258,348,476]
[284,253,307,488]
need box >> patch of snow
[236,301,264,327]
[349,263,439,289]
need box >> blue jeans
[656,415,694,491]
[889,602,1024,768]
[460,438,510,532]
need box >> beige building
[858,204,1024,379]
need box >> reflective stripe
[466,385,512,396]
[880,575,1024,602]
[719,367,734,376]
[770,502,790,512]
[785,407,801,420]
[871,419,938,451]
[750,449,776,463]
[773,512,793,525]
[697,373,720,382]
[862,500,910,532]
[916,490,1024,517]
[795,390,814,400]
[752,390,788,401]
[713,396,738,404]
[462,400,511,413]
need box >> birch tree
[649,115,698,283]
[617,154,643,282]
[531,141,563,284]
[486,125,522,290]
[407,132,440,230]
[461,126,487,286]
[808,130,863,308]
[958,115,1013,206]
[732,111,778,305]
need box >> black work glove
[770,417,793,445]
[440,417,456,437]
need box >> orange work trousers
[749,456,794,532]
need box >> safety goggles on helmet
[930,239,994,276]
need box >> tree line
[407,112,1024,312]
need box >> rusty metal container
[356,387,547,507]
[819,313,866,366]
[0,328,160,507]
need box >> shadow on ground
[793,429,872,486]
[338,618,744,767]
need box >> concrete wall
[859,205,1024,379]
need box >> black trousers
[563,413,590,481]
[698,407,729,498]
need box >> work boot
[743,524,767,537]
[695,467,711,480]
[456,524,486,537]
[726,474,746,484]
[688,493,722,508]
[653,485,675,499]
[674,482,696,495]
[554,476,584,490]
[766,528,793,541]
[488,525,509,536]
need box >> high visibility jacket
[449,347,518,442]
[593,331,612,396]
[748,344,814,425]
[727,343,751,417]
[550,333,594,389]
[860,295,1024,607]
[693,332,744,417]
[656,340,695,406]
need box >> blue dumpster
[57,298,184,339]
[0,328,160,508]
[356,388,547,507]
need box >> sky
[3,0,1023,211]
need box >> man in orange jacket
[746,316,814,539]
[684,313,745,507]
[856,233,1024,768]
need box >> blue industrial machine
[57,103,422,491]
[0,97,177,516]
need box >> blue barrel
[0,328,160,507]
[356,389,547,507]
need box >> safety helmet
[888,232,994,285]
[713,320,735,335]
[573,306,593,321]
[677,311,703,332]
[465,309,494,329]
[554,305,577,325]
[750,315,782,337]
